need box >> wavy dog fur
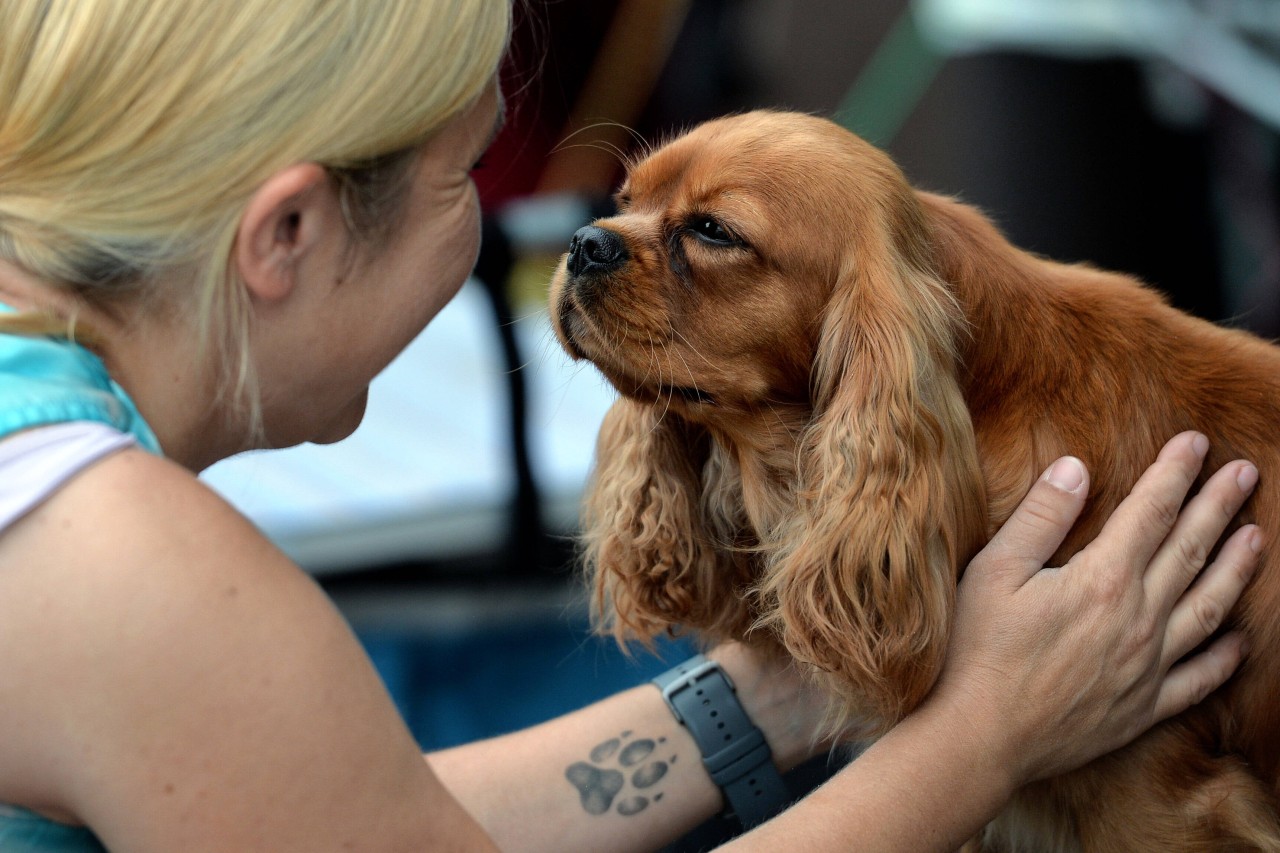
[550,110,1280,851]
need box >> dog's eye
[691,217,735,245]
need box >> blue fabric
[0,300,163,849]
[0,302,161,452]
[0,807,107,853]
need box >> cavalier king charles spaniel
[549,110,1280,851]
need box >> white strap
[0,421,136,531]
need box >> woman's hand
[931,431,1259,786]
[725,431,1258,853]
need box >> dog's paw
[565,730,677,816]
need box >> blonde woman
[0,1,1260,851]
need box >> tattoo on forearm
[565,730,677,817]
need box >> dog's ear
[759,204,987,730]
[581,398,756,647]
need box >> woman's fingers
[1145,459,1259,613]
[1161,522,1262,668]
[1075,432,1209,576]
[1154,632,1251,723]
[978,456,1090,587]
[940,431,1261,784]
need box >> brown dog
[549,110,1280,851]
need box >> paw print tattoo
[565,730,678,817]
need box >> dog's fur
[548,110,1280,851]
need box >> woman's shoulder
[0,449,457,848]
[0,445,293,605]
[0,448,306,790]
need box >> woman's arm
[0,449,501,852]
[0,432,1248,853]
[427,641,826,853]
[433,433,1257,853]
[738,433,1257,852]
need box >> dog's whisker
[614,122,648,151]
[660,345,683,392]
[549,121,637,168]
[550,120,633,154]
[639,329,662,389]
[651,341,677,428]
[668,339,707,404]
[671,327,719,373]
[595,140,635,166]
[544,141,626,170]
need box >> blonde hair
[0,0,510,434]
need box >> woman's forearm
[727,697,1014,853]
[427,675,1010,853]
[426,683,725,853]
[426,644,828,853]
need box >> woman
[0,1,1258,851]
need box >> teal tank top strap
[0,301,162,453]
[0,806,108,853]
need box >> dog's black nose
[567,225,628,277]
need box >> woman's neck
[0,262,243,471]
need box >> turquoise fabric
[0,807,107,853]
[0,302,161,452]
[0,300,164,849]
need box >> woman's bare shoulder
[0,448,494,850]
[0,446,318,633]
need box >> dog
[548,110,1280,851]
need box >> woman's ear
[758,220,988,732]
[234,163,333,304]
[581,399,757,648]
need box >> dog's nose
[567,225,628,277]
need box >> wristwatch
[652,654,792,829]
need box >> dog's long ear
[760,199,987,730]
[581,398,756,646]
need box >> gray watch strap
[652,654,791,829]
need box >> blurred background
[201,0,1279,846]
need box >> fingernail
[1238,463,1259,494]
[1248,526,1264,555]
[1192,433,1210,458]
[1045,457,1085,492]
